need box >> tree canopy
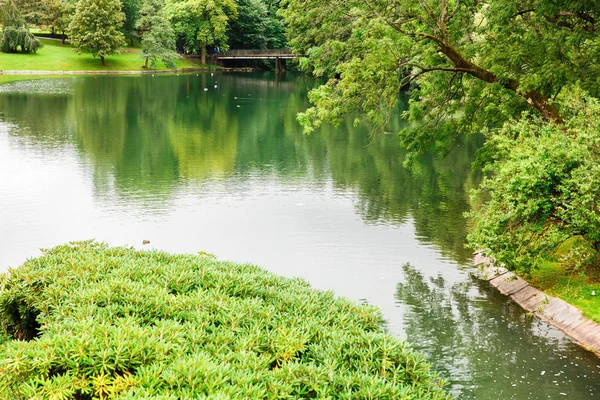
[137,0,176,68]
[280,0,600,157]
[165,0,236,63]
[68,0,127,65]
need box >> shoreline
[0,67,256,75]
[475,251,600,356]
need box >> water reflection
[0,73,480,263]
[2,74,598,399]
[397,264,600,398]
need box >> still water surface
[1,73,599,398]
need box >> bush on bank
[0,241,450,399]
[468,94,600,275]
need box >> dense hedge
[0,241,450,399]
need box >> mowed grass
[0,39,204,71]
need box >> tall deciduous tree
[68,0,127,66]
[166,0,236,64]
[280,0,600,157]
[137,0,176,69]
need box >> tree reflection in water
[396,264,600,399]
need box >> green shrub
[0,26,43,53]
[0,241,450,399]
[468,94,600,274]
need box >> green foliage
[280,0,600,158]
[0,242,451,399]
[227,0,286,49]
[68,0,127,65]
[0,0,42,53]
[137,0,176,69]
[121,0,141,44]
[468,94,600,274]
[40,0,72,37]
[13,0,45,24]
[165,0,236,61]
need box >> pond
[0,73,599,398]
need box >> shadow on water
[396,263,600,399]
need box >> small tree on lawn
[68,0,126,66]
[136,0,176,69]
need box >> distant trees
[228,0,284,49]
[137,0,176,68]
[41,0,72,41]
[68,0,126,65]
[165,0,236,63]
[0,0,43,53]
[121,0,140,45]
[2,0,288,66]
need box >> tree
[468,94,600,274]
[227,0,269,49]
[13,0,44,24]
[121,0,141,45]
[0,0,42,53]
[227,0,286,49]
[137,0,176,69]
[280,0,600,157]
[166,0,236,64]
[68,0,127,66]
[40,0,74,42]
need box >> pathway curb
[474,251,600,356]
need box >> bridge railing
[219,48,296,57]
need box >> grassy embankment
[0,242,451,399]
[0,38,204,71]
[524,238,600,322]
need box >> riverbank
[0,242,451,399]
[475,251,600,356]
[0,38,203,72]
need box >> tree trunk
[201,46,206,65]
[61,31,66,44]
[144,57,148,69]
[101,55,105,66]
[437,43,563,123]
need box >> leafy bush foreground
[0,241,450,399]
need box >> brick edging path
[475,251,600,355]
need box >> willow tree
[280,0,600,157]
[68,0,127,66]
[0,0,42,53]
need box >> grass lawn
[524,238,600,323]
[0,39,204,71]
[0,242,451,399]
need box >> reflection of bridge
[216,49,301,72]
